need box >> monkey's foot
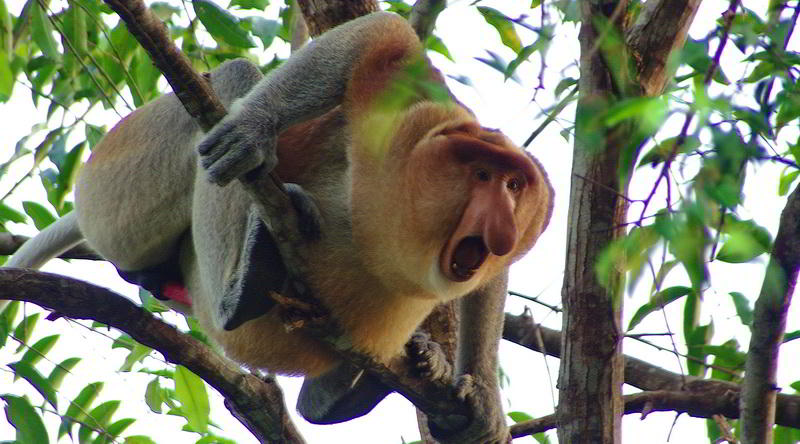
[297,362,392,424]
[406,332,452,383]
[429,374,511,444]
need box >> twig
[523,85,577,147]
[409,0,444,41]
[637,0,740,223]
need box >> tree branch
[511,389,743,438]
[0,269,305,444]
[409,0,445,41]
[626,0,703,96]
[503,313,800,429]
[741,184,800,443]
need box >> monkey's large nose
[483,192,517,257]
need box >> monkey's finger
[199,128,246,170]
[197,121,236,157]
[204,143,267,186]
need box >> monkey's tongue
[449,236,488,281]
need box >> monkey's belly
[209,310,341,377]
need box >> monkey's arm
[197,11,420,185]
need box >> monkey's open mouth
[443,236,488,282]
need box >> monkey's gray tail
[6,211,83,269]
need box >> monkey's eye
[476,168,491,182]
[507,178,522,193]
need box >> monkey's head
[351,109,553,300]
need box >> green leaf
[0,301,20,331]
[0,315,7,348]
[9,360,58,409]
[554,77,577,97]
[53,142,86,209]
[0,0,11,54]
[174,366,209,433]
[14,313,41,352]
[59,382,104,438]
[774,425,800,444]
[744,61,777,83]
[686,322,714,377]
[783,330,800,343]
[477,7,522,53]
[79,400,120,443]
[729,292,753,326]
[125,436,157,444]
[0,51,13,101]
[507,411,534,423]
[20,334,59,367]
[716,231,768,263]
[0,202,27,224]
[425,35,453,61]
[111,333,135,351]
[779,169,800,196]
[195,435,237,444]
[230,0,268,10]
[505,39,541,79]
[703,343,746,370]
[22,201,56,230]
[638,136,701,168]
[150,2,181,21]
[92,418,136,444]
[31,0,60,60]
[242,16,278,48]
[2,394,50,443]
[475,50,520,83]
[649,260,679,295]
[48,357,81,390]
[94,418,135,444]
[777,87,800,131]
[628,286,692,331]
[145,377,164,413]
[193,0,256,48]
[595,226,659,294]
[603,96,667,132]
[119,342,153,372]
[716,219,772,263]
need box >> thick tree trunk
[296,0,378,37]
[558,1,701,442]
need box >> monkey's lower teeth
[451,262,475,279]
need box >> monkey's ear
[296,362,392,424]
[219,210,285,330]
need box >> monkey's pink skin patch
[163,283,191,306]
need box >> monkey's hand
[197,105,278,186]
[407,332,452,382]
[430,375,511,444]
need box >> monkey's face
[375,123,552,300]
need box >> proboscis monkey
[8,12,553,443]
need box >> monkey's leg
[296,361,392,424]
[219,208,286,330]
[208,181,322,330]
